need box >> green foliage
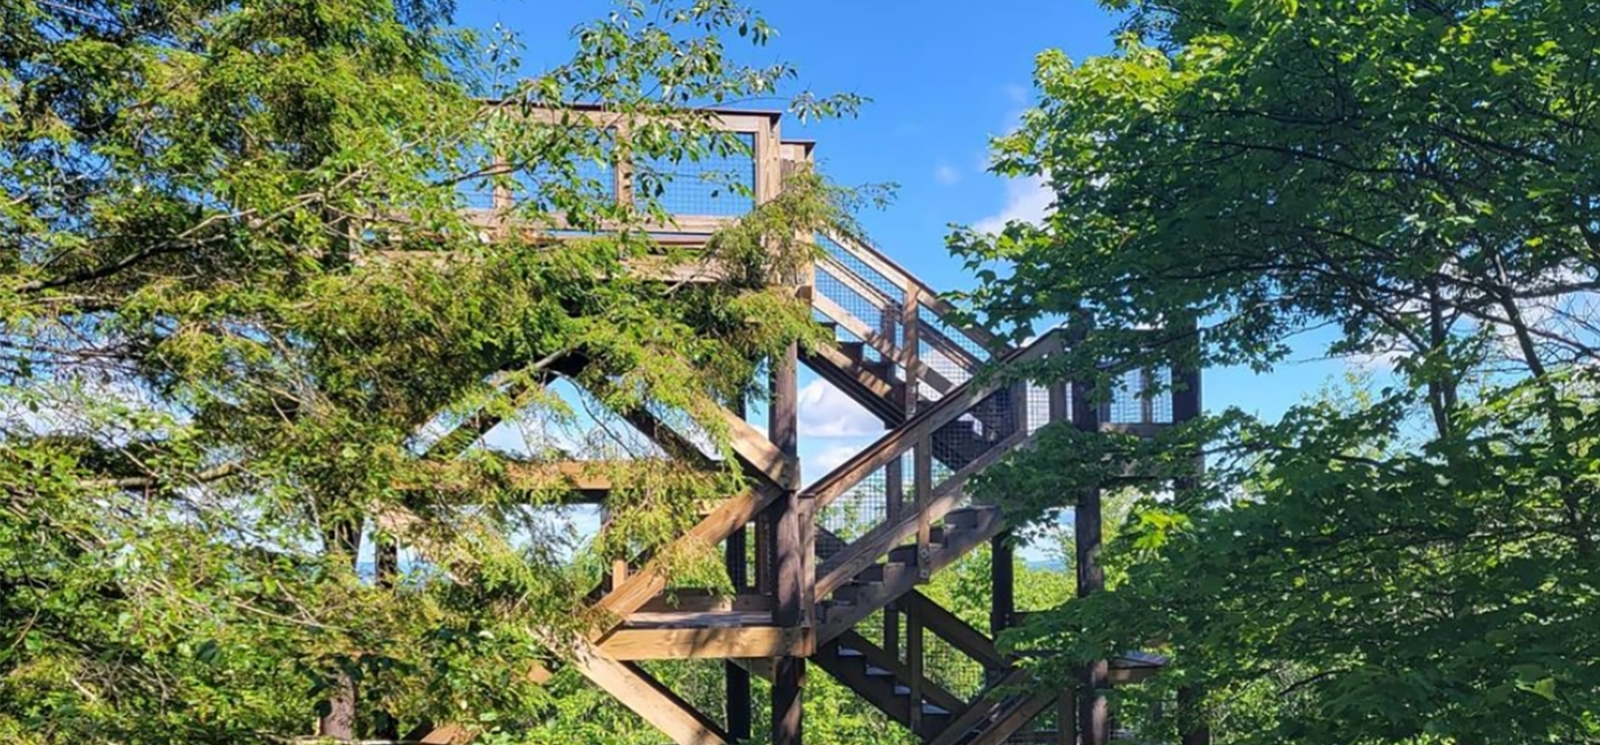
[0,0,866,742]
[952,0,1600,742]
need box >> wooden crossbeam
[599,626,811,660]
[564,641,734,745]
[901,591,1007,673]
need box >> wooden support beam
[926,668,1034,745]
[599,627,810,660]
[991,531,1015,639]
[1179,685,1211,745]
[772,657,804,745]
[725,538,753,740]
[901,592,1007,672]
[566,643,733,745]
[769,316,806,745]
[1072,373,1111,745]
[907,603,925,733]
[1058,690,1078,745]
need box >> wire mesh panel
[818,468,891,545]
[817,262,895,335]
[1025,384,1054,435]
[919,338,974,395]
[818,233,903,301]
[923,631,989,701]
[635,132,756,218]
[509,138,618,216]
[929,385,1024,475]
[1100,367,1175,426]
[919,305,994,367]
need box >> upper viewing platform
[450,105,811,242]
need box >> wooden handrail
[821,229,1011,358]
[802,330,1062,510]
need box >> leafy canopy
[953,0,1600,743]
[1,0,865,742]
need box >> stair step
[923,703,950,716]
[833,581,880,604]
[836,647,864,658]
[839,340,866,362]
[888,544,919,563]
[865,666,894,677]
[945,505,1000,530]
[893,684,910,695]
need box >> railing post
[904,287,933,582]
[882,301,904,655]
[613,120,633,209]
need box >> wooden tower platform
[406,108,1202,745]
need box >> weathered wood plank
[599,627,810,660]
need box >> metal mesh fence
[818,468,890,545]
[1025,384,1054,435]
[636,132,756,218]
[509,139,618,215]
[924,630,988,702]
[929,385,1024,475]
[919,305,994,365]
[919,338,973,396]
[1100,367,1175,426]
[818,234,901,300]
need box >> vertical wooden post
[882,302,904,655]
[766,112,805,745]
[1174,321,1207,745]
[1058,689,1078,745]
[374,534,400,741]
[770,339,805,745]
[1071,373,1110,745]
[613,120,633,209]
[904,288,933,582]
[726,392,753,742]
[1178,686,1210,745]
[990,532,1014,638]
[907,604,925,733]
[318,518,362,741]
[726,523,752,741]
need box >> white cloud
[809,443,864,476]
[934,163,961,186]
[973,175,1053,234]
[797,380,882,438]
[1003,83,1029,105]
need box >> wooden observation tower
[414,107,1201,745]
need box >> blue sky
[461,1,1351,495]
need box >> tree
[1,1,863,742]
[951,0,1600,742]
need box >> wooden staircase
[399,109,1200,745]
